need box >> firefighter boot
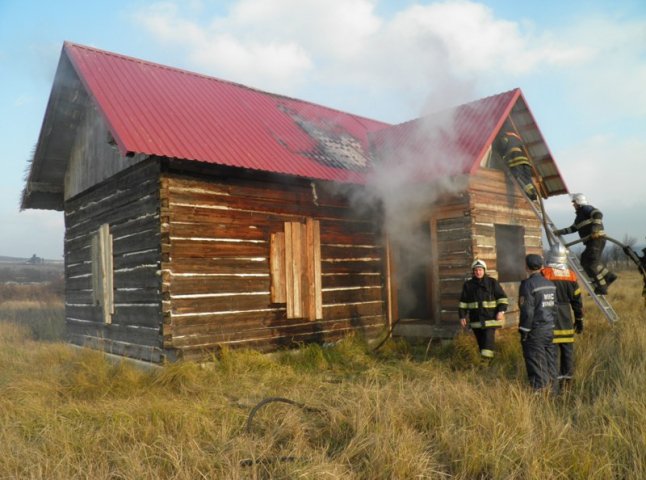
[605,272,617,288]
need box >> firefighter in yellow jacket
[541,244,584,388]
[459,259,509,362]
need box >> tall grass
[0,272,644,478]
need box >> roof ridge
[63,41,389,126]
[396,88,520,130]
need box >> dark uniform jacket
[458,276,508,329]
[496,131,531,168]
[542,266,583,344]
[558,205,604,242]
[519,272,557,333]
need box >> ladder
[514,178,620,324]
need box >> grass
[0,272,644,479]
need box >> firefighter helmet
[571,193,588,206]
[471,259,487,272]
[548,244,568,265]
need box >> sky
[1,0,645,260]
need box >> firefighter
[458,259,509,363]
[519,254,558,393]
[554,193,617,295]
[542,244,584,389]
[495,127,538,200]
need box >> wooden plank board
[285,221,303,318]
[269,232,286,303]
[306,218,322,320]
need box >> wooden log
[169,275,270,295]
[165,257,268,275]
[322,287,383,304]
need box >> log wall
[468,168,544,324]
[426,169,544,327]
[160,166,387,360]
[65,160,163,362]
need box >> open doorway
[394,222,432,319]
[495,224,526,281]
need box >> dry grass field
[0,272,644,479]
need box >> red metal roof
[370,89,519,178]
[64,42,390,183]
[24,42,565,210]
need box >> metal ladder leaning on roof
[514,177,620,325]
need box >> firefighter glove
[519,329,529,342]
[590,231,603,240]
[575,319,584,334]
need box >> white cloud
[224,0,381,59]
[556,133,646,209]
[131,0,592,114]
[557,15,646,119]
[131,2,312,91]
[13,95,33,107]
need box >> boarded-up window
[91,223,114,324]
[270,218,322,320]
[495,224,526,282]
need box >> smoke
[332,104,482,316]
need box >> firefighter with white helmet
[542,244,584,388]
[458,259,509,363]
[554,193,617,295]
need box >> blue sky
[1,0,645,259]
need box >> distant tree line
[0,264,63,284]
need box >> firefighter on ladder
[554,193,617,295]
[495,127,538,201]
[542,244,584,389]
[458,259,509,364]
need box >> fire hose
[562,234,646,302]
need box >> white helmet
[571,193,588,206]
[471,259,487,272]
[547,244,568,266]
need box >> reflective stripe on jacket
[558,205,604,241]
[542,266,583,344]
[497,131,531,168]
[458,275,508,329]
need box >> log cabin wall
[466,168,544,324]
[430,195,473,327]
[65,159,164,362]
[160,162,387,361]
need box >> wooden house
[22,42,567,363]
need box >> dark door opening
[394,222,432,319]
[495,224,526,282]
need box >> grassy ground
[0,272,644,479]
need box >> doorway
[394,221,432,319]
